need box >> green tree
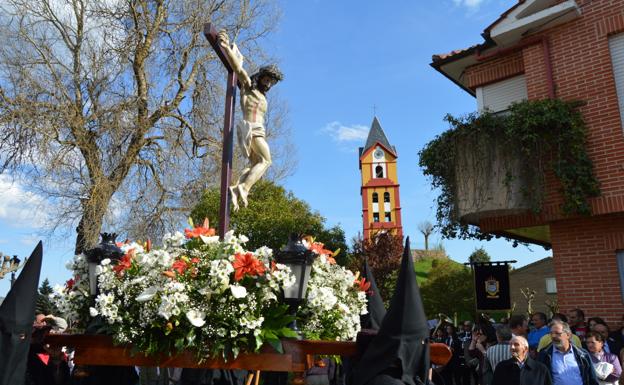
[36,278,58,315]
[190,180,347,254]
[469,247,491,263]
[421,260,474,318]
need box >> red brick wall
[465,51,524,88]
[467,1,624,222]
[457,1,624,324]
[550,213,624,326]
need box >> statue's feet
[229,186,239,211]
[237,184,249,208]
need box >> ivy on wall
[418,99,600,241]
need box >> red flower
[172,259,189,274]
[113,249,135,275]
[65,278,75,290]
[232,252,266,281]
[184,218,216,239]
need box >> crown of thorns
[252,64,284,82]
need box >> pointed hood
[0,241,43,385]
[353,237,430,385]
[360,258,386,330]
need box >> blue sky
[0,0,551,296]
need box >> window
[545,278,557,294]
[609,33,624,130]
[375,165,384,178]
[476,74,527,113]
[373,213,380,223]
[384,192,390,203]
[372,192,378,203]
[617,251,624,302]
[384,212,392,222]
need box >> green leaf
[279,327,299,338]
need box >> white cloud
[321,121,369,142]
[19,234,41,246]
[453,0,486,8]
[0,175,48,228]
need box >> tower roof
[361,116,397,157]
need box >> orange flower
[232,252,266,281]
[162,271,176,279]
[113,249,135,275]
[145,239,152,252]
[184,218,216,239]
[308,241,335,258]
[356,277,372,293]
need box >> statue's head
[251,64,283,93]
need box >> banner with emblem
[473,262,511,311]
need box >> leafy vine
[418,99,600,241]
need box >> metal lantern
[85,233,124,296]
[275,234,316,337]
[9,256,20,287]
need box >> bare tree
[0,0,294,253]
[418,221,434,251]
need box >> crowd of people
[431,309,624,385]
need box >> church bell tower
[359,117,403,240]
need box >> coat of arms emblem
[485,276,499,299]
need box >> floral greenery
[54,220,298,359]
[52,221,368,359]
[50,255,92,329]
[418,99,600,240]
[299,239,368,341]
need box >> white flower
[230,285,247,299]
[200,234,220,244]
[136,286,158,302]
[163,231,185,247]
[100,258,111,266]
[186,309,206,327]
[89,307,99,317]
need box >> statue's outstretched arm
[218,30,252,89]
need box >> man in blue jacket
[537,320,598,385]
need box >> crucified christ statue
[218,30,283,211]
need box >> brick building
[509,257,557,316]
[431,0,624,324]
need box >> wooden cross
[203,23,237,239]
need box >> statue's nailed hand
[218,30,230,49]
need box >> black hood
[353,237,430,385]
[360,258,386,330]
[0,241,43,385]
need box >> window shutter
[609,33,624,130]
[476,74,528,113]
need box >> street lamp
[10,256,20,287]
[85,233,124,296]
[275,234,316,338]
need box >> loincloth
[237,120,266,158]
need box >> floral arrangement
[299,237,368,341]
[51,254,92,329]
[51,220,369,359]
